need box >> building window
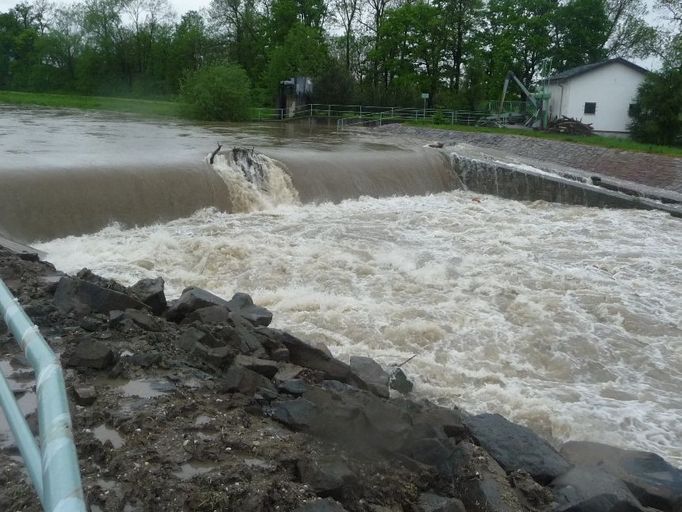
[628,103,638,117]
[584,102,596,114]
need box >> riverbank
[0,91,183,118]
[1,242,681,512]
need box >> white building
[547,58,649,133]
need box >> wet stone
[389,367,414,394]
[185,305,231,325]
[298,456,356,500]
[234,354,279,379]
[221,365,276,395]
[464,413,571,484]
[128,277,166,315]
[266,398,317,431]
[54,276,147,315]
[66,338,115,370]
[165,287,231,323]
[350,355,389,398]
[417,493,466,512]
[278,379,307,395]
[73,384,97,406]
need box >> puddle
[92,424,125,449]
[193,415,212,427]
[0,358,37,449]
[173,462,216,480]
[118,378,175,399]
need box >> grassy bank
[0,90,183,117]
[405,121,682,157]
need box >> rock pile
[0,243,680,512]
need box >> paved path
[379,126,682,194]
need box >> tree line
[1,0,680,142]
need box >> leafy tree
[181,62,252,120]
[629,68,682,146]
[553,0,610,70]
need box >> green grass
[0,90,183,117]
[406,121,682,157]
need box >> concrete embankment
[1,241,681,512]
[448,144,682,217]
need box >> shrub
[629,68,682,147]
[181,63,252,121]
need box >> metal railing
[250,103,518,129]
[0,279,86,512]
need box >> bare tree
[331,0,359,71]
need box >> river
[2,106,681,465]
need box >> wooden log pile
[546,116,594,135]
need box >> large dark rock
[234,354,279,379]
[560,441,682,511]
[551,466,645,512]
[266,399,318,430]
[389,367,414,394]
[297,457,356,500]
[66,338,115,369]
[54,277,148,315]
[402,437,455,479]
[451,441,526,512]
[221,365,276,395]
[293,498,348,512]
[464,413,571,484]
[128,277,167,315]
[166,287,230,322]
[230,314,267,357]
[263,330,351,382]
[122,308,164,332]
[350,356,389,398]
[186,305,231,325]
[226,292,273,327]
[176,327,235,368]
[417,493,466,512]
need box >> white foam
[36,192,682,464]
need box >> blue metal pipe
[0,279,86,512]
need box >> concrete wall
[548,63,645,132]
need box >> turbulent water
[37,192,682,465]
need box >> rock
[165,287,231,322]
[123,308,163,332]
[389,367,414,394]
[451,441,526,512]
[185,305,231,325]
[402,437,455,478]
[128,277,167,315]
[73,385,97,406]
[508,470,554,510]
[297,457,356,499]
[221,365,276,395]
[66,338,115,369]
[551,466,645,512]
[79,316,103,332]
[464,413,571,484]
[266,330,351,382]
[410,402,466,441]
[227,292,273,327]
[274,364,305,382]
[278,379,307,395]
[293,498,348,512]
[230,315,267,357]
[417,493,466,512]
[124,352,162,368]
[234,354,279,379]
[560,441,682,511]
[266,399,317,431]
[177,327,234,368]
[350,356,389,398]
[54,277,148,315]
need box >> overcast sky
[0,0,212,13]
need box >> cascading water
[209,148,300,211]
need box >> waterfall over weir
[0,146,456,242]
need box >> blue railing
[0,279,86,512]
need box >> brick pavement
[379,126,682,194]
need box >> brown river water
[1,106,681,465]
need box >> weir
[1,142,679,243]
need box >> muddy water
[4,106,682,465]
[38,196,682,465]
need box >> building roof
[547,57,649,83]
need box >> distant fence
[250,103,530,129]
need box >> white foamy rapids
[210,149,299,211]
[37,192,682,464]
